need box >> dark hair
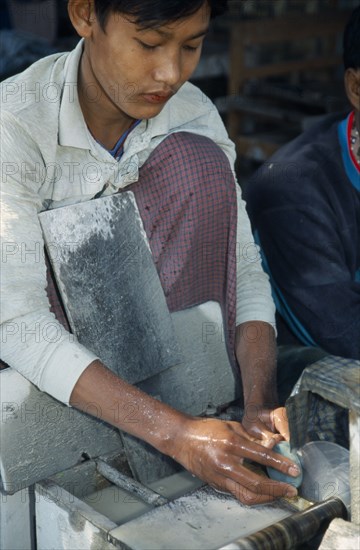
[93,0,228,30]
[343,5,360,70]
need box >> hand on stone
[241,406,290,448]
[172,416,299,505]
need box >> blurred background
[1,0,359,185]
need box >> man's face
[81,2,211,121]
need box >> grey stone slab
[122,304,241,484]
[141,305,241,415]
[38,192,183,385]
[0,486,33,550]
[39,196,240,485]
[35,480,119,550]
[108,486,293,549]
[0,369,124,493]
[318,518,360,549]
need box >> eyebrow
[138,27,210,40]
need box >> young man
[1,0,301,504]
[245,6,360,361]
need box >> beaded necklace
[350,115,360,165]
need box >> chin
[125,103,168,121]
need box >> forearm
[69,358,300,504]
[236,321,278,407]
[70,359,188,456]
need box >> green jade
[266,441,303,488]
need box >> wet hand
[172,416,300,505]
[242,406,290,448]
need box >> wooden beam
[230,10,351,46]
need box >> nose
[152,51,182,88]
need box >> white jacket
[0,40,275,404]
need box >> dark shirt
[245,112,360,360]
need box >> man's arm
[232,181,289,443]
[70,358,300,505]
[236,321,289,444]
[0,111,98,402]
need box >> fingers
[227,434,301,481]
[213,466,297,505]
[241,417,283,448]
[230,420,258,441]
[242,406,290,443]
[228,419,278,448]
[226,478,296,505]
[259,433,283,449]
[179,417,299,505]
[224,421,299,478]
[271,407,290,441]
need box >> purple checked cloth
[46,131,238,365]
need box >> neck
[77,52,136,149]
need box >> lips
[141,92,173,104]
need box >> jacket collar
[58,39,93,149]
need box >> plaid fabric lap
[24,131,237,371]
[128,132,238,363]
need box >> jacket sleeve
[204,106,276,329]
[0,111,98,404]
[234,183,276,328]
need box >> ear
[68,0,97,38]
[344,68,360,113]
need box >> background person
[245,5,360,362]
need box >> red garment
[347,111,360,172]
